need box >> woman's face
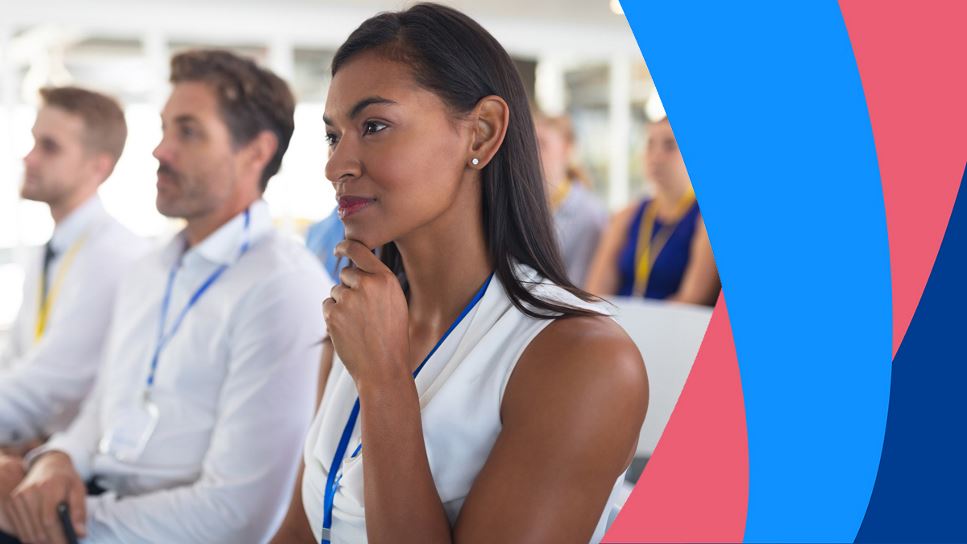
[324,52,475,249]
[644,119,691,194]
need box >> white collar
[162,199,273,269]
[49,195,106,253]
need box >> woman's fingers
[334,240,384,274]
[322,297,336,319]
[329,284,344,304]
[338,265,364,289]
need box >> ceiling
[134,0,628,27]
[3,0,640,62]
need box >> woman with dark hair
[272,4,647,543]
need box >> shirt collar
[164,199,273,269]
[49,195,106,253]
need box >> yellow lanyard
[549,179,573,212]
[632,191,696,298]
[34,235,88,342]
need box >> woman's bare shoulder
[503,314,648,433]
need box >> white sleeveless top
[302,267,626,543]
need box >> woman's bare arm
[269,340,335,544]
[669,215,720,306]
[268,462,315,544]
[315,338,335,409]
[453,316,648,543]
[584,204,638,296]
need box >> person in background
[0,50,330,544]
[271,4,646,543]
[304,208,345,412]
[585,116,719,306]
[306,207,346,284]
[0,86,147,456]
[534,112,608,287]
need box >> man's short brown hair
[170,49,296,192]
[39,86,127,166]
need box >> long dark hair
[333,3,602,319]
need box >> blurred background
[0,0,664,326]
[2,1,708,487]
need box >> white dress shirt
[0,195,148,445]
[33,200,331,543]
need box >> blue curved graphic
[620,3,892,541]
[856,165,967,542]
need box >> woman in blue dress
[586,117,720,306]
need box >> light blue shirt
[305,208,346,283]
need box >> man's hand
[1,439,46,459]
[9,451,86,544]
[0,453,27,535]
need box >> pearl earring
[471,158,480,166]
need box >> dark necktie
[41,241,57,303]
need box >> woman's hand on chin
[323,239,411,388]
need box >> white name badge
[98,395,160,462]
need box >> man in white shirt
[0,50,330,544]
[0,86,146,453]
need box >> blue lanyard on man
[320,272,493,544]
[146,208,252,394]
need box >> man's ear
[243,130,279,182]
[90,153,116,186]
[465,95,509,170]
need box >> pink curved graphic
[839,1,967,356]
[604,296,748,542]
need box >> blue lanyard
[147,209,251,391]
[320,272,494,544]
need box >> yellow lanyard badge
[632,191,696,298]
[549,179,573,212]
[34,235,87,342]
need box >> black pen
[56,502,79,544]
